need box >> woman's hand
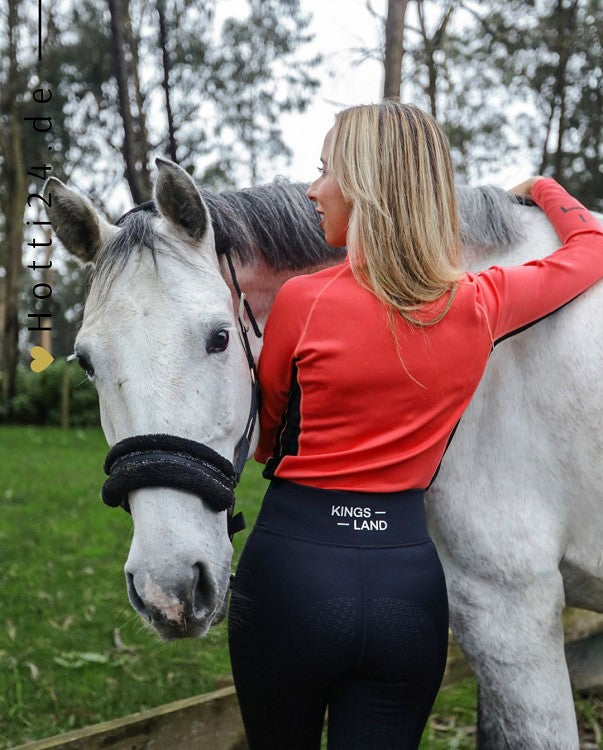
[508,176,546,198]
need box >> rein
[102,202,263,540]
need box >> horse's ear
[43,177,117,264]
[153,158,209,243]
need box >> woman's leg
[229,482,447,750]
[327,540,449,749]
[228,526,359,750]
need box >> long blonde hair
[330,101,463,326]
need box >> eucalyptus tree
[460,0,602,207]
[211,0,321,184]
[368,0,602,198]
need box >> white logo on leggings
[331,505,388,531]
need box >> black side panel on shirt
[426,290,583,491]
[262,360,302,479]
[493,293,580,347]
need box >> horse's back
[429,205,603,612]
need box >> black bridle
[101,202,262,540]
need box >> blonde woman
[228,102,603,749]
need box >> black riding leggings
[228,479,449,750]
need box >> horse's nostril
[192,563,214,617]
[126,572,151,622]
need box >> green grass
[420,679,477,749]
[0,426,267,748]
[0,425,479,749]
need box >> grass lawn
[1,427,599,749]
[0,426,268,748]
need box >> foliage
[37,0,320,195]
[1,427,602,747]
[369,0,602,204]
[0,0,321,392]
[1,360,100,426]
[213,0,320,183]
[398,1,507,180]
[464,0,603,208]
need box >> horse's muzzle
[126,563,227,640]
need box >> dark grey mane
[94,181,528,286]
[200,180,346,269]
[457,185,525,249]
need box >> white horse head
[45,159,256,638]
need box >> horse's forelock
[93,210,167,288]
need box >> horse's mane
[456,185,525,250]
[200,180,347,269]
[95,181,527,284]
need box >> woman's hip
[229,480,448,643]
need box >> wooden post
[60,363,69,429]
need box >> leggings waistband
[255,479,428,547]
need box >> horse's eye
[77,354,95,378]
[207,329,230,354]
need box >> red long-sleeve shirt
[255,179,603,491]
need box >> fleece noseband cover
[103,433,237,515]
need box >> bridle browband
[101,201,262,540]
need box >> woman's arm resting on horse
[472,177,603,342]
[507,175,545,198]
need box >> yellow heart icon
[30,346,54,373]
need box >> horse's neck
[226,205,571,349]
[222,255,338,336]
[225,240,518,357]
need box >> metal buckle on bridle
[102,204,262,543]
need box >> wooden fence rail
[9,686,246,750]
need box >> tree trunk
[554,85,567,179]
[2,118,26,402]
[124,3,152,195]
[383,0,408,100]
[157,0,178,162]
[539,99,556,175]
[425,51,437,118]
[416,1,454,120]
[2,0,27,403]
[416,0,437,117]
[107,0,147,203]
[551,0,579,179]
[40,223,53,355]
